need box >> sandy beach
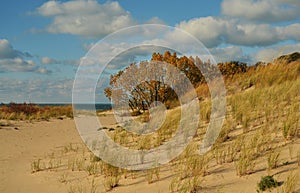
[1,110,299,193]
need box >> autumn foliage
[104,51,249,112]
[217,61,247,77]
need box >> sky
[0,0,300,103]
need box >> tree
[217,61,247,77]
[104,60,178,112]
[104,51,236,111]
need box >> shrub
[257,175,279,192]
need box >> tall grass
[278,172,298,193]
[267,151,280,170]
[235,146,256,176]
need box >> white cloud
[82,42,96,51]
[0,39,19,58]
[145,17,166,25]
[40,56,78,66]
[34,1,168,39]
[0,39,51,74]
[36,67,52,74]
[0,58,36,72]
[0,58,52,74]
[254,43,300,62]
[41,56,57,64]
[176,17,230,48]
[278,23,300,41]
[209,46,251,63]
[0,77,73,103]
[227,23,281,46]
[35,0,136,38]
[30,0,300,65]
[0,39,31,59]
[221,0,300,23]
[176,16,300,48]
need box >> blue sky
[0,0,300,103]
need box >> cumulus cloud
[0,39,51,74]
[33,0,168,38]
[30,0,300,64]
[40,56,78,66]
[176,17,230,48]
[41,56,57,64]
[145,17,166,25]
[0,39,31,59]
[209,46,251,63]
[173,1,300,61]
[176,16,300,48]
[0,58,52,74]
[82,42,96,51]
[0,58,36,72]
[36,67,52,74]
[221,0,300,23]
[254,43,300,62]
[79,43,167,74]
[34,0,136,38]
[0,77,73,103]
[278,23,300,41]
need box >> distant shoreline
[0,103,112,111]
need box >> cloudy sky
[0,0,300,103]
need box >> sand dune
[0,111,299,193]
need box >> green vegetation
[257,175,279,192]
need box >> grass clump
[279,172,298,193]
[31,159,43,173]
[103,175,120,192]
[146,167,160,184]
[267,151,280,170]
[297,151,300,167]
[235,146,256,176]
[101,163,122,191]
[257,175,279,192]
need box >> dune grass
[0,103,73,121]
[25,60,300,192]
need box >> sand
[0,119,80,193]
[0,114,299,193]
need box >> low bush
[257,175,279,192]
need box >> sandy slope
[0,119,80,193]
[0,115,171,193]
[0,114,299,193]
